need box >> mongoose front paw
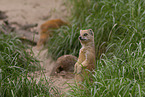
[77,65,82,74]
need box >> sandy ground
[0,0,69,29]
[0,0,74,95]
[32,48,74,95]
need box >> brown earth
[0,0,74,95]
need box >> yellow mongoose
[74,29,96,85]
[37,19,68,49]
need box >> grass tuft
[68,42,145,96]
[0,33,59,97]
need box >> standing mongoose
[74,29,96,86]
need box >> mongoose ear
[89,29,93,36]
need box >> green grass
[0,33,59,97]
[68,42,145,96]
[0,0,145,96]
[47,0,145,96]
[48,0,145,59]
[47,26,80,59]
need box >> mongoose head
[79,29,94,45]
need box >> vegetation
[68,42,145,96]
[48,0,145,96]
[0,33,59,97]
[0,0,145,96]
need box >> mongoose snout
[79,36,87,41]
[79,36,83,40]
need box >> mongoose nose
[79,36,82,40]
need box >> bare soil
[0,0,74,95]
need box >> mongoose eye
[83,33,88,36]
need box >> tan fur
[74,29,96,85]
[37,19,68,49]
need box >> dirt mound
[50,55,77,79]
[32,47,75,94]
